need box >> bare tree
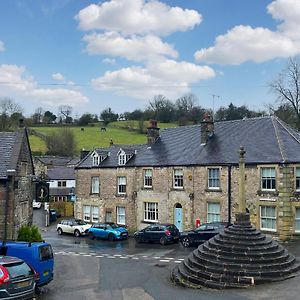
[58,105,73,123]
[0,98,23,131]
[269,57,300,129]
[0,98,22,116]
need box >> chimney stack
[201,113,214,145]
[147,119,160,144]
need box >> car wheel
[57,228,63,235]
[160,237,167,246]
[134,236,142,243]
[181,237,191,247]
[74,229,81,237]
[88,232,95,240]
[108,233,115,241]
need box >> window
[296,168,300,191]
[92,206,99,223]
[174,169,183,188]
[117,206,126,225]
[208,168,220,189]
[117,176,126,195]
[58,181,66,187]
[92,155,99,166]
[118,153,126,166]
[260,206,276,231]
[83,205,91,222]
[261,167,276,190]
[295,208,300,233]
[144,169,153,188]
[91,176,100,194]
[207,202,221,222]
[144,202,158,222]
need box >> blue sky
[0,0,298,117]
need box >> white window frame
[208,168,220,189]
[105,211,112,223]
[144,169,153,188]
[295,207,300,233]
[83,205,91,222]
[207,202,221,222]
[91,176,100,194]
[118,153,126,166]
[296,167,300,192]
[117,206,126,225]
[144,202,158,222]
[92,155,99,166]
[174,169,184,189]
[58,180,66,187]
[91,206,99,223]
[260,206,276,232]
[261,167,276,191]
[117,176,126,195]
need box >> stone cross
[238,146,246,213]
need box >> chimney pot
[147,119,160,144]
[201,113,214,145]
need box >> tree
[147,95,175,123]
[43,111,57,124]
[58,105,73,123]
[32,107,44,124]
[0,98,23,131]
[269,103,298,127]
[78,113,94,126]
[269,57,300,130]
[100,108,118,125]
[45,127,76,156]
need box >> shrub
[17,225,42,242]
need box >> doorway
[174,203,183,232]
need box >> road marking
[96,255,104,258]
[159,259,170,263]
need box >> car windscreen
[75,220,87,225]
[5,262,33,278]
[39,245,53,261]
[109,224,119,229]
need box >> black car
[0,255,36,299]
[134,224,180,245]
[180,222,228,247]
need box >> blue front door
[174,206,183,232]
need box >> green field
[29,122,177,155]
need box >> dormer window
[118,149,134,166]
[91,150,108,166]
[92,155,99,166]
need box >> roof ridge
[274,116,300,145]
[271,116,287,163]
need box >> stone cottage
[0,126,35,240]
[75,116,300,240]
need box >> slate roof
[50,187,73,196]
[35,156,80,166]
[47,166,75,180]
[76,116,300,169]
[0,129,31,179]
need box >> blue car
[87,223,128,241]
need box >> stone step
[201,243,285,259]
[218,232,267,242]
[224,227,260,236]
[191,251,296,272]
[214,235,272,247]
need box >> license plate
[121,233,128,236]
[17,280,31,288]
[44,271,49,276]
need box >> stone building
[75,116,300,240]
[0,126,35,240]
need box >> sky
[0,0,299,118]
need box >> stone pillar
[238,146,246,213]
[278,164,293,241]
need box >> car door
[194,224,209,244]
[66,221,73,234]
[150,226,162,242]
[142,226,153,242]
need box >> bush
[17,225,42,242]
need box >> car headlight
[114,231,120,235]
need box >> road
[33,208,300,300]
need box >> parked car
[134,224,180,245]
[32,200,42,209]
[57,219,91,237]
[0,241,54,288]
[0,255,36,299]
[87,223,128,241]
[180,222,229,247]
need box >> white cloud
[195,0,300,65]
[0,64,88,107]
[102,58,116,65]
[52,72,65,81]
[75,0,201,36]
[91,59,215,99]
[0,40,4,52]
[83,32,177,62]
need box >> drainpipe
[227,165,232,225]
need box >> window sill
[172,187,184,191]
[257,190,279,196]
[143,186,153,190]
[116,194,127,198]
[205,188,222,193]
[141,220,158,224]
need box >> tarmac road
[33,209,300,300]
